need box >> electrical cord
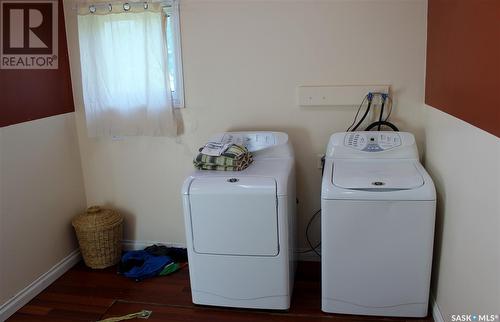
[300,151,328,256]
[300,155,327,256]
[350,93,374,132]
[295,245,320,254]
[346,94,368,132]
[305,209,321,257]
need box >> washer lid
[332,160,424,190]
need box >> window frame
[164,2,184,109]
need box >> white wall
[422,106,500,317]
[64,0,428,249]
[1,1,497,320]
[0,113,87,307]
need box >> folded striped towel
[194,144,253,171]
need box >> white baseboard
[122,239,186,251]
[431,294,444,322]
[0,249,81,321]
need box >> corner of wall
[421,104,500,318]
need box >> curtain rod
[74,0,177,12]
[75,0,177,4]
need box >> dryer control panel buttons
[222,132,277,151]
[344,132,401,152]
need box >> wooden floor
[8,261,433,322]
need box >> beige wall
[0,113,87,305]
[64,0,428,248]
[422,105,500,317]
[1,1,497,319]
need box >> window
[77,1,183,137]
[165,3,184,108]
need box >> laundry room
[0,0,498,321]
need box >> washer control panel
[344,132,401,152]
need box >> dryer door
[188,176,278,256]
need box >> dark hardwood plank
[7,261,433,322]
[27,299,108,315]
[8,313,83,322]
[16,305,51,316]
[102,301,338,322]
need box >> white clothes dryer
[182,131,297,310]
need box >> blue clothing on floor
[119,250,172,281]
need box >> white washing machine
[182,131,297,310]
[321,131,436,317]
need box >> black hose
[365,121,399,131]
[377,98,386,130]
[351,97,373,131]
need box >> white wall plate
[297,85,390,107]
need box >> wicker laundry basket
[72,206,123,269]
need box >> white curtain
[77,5,177,137]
